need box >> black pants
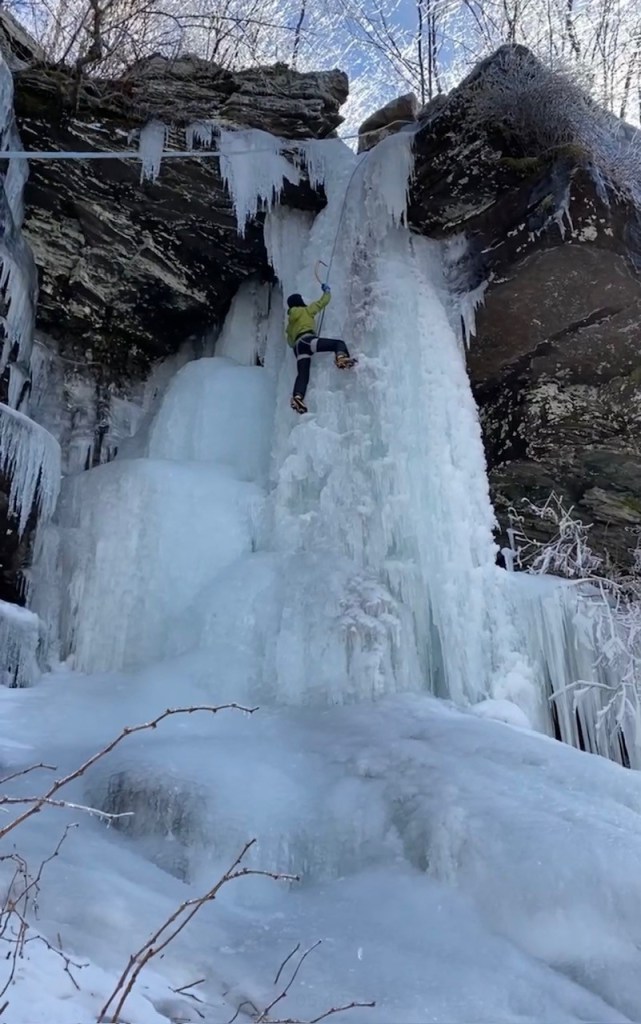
[292,334,350,400]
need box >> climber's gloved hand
[321,283,331,294]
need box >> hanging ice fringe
[0,403,61,535]
[185,120,217,150]
[217,128,301,236]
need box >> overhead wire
[0,123,409,160]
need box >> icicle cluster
[217,128,301,236]
[0,403,61,534]
[185,120,217,150]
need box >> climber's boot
[335,353,356,370]
[291,394,308,414]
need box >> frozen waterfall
[44,129,636,754]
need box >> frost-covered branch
[506,492,602,579]
[507,492,641,765]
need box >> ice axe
[314,260,330,288]
[314,260,330,333]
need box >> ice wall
[263,135,549,727]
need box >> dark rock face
[408,45,641,571]
[13,57,347,382]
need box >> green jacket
[286,292,331,347]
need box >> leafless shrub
[0,703,254,1015]
[0,825,88,1006]
[98,838,299,1023]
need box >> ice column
[264,132,547,724]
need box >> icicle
[7,361,27,409]
[263,206,314,298]
[138,120,167,182]
[0,57,14,149]
[0,244,34,373]
[217,128,301,237]
[459,280,489,346]
[0,402,61,534]
[185,120,217,150]
[0,598,40,687]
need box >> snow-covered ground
[3,128,641,1022]
[5,679,641,1024]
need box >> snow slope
[3,129,641,1023]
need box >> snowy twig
[257,1001,376,1024]
[273,942,301,986]
[248,941,374,1024]
[0,704,257,841]
[0,764,56,786]
[98,839,298,1024]
[171,977,206,999]
[256,942,322,1021]
[0,795,134,823]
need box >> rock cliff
[407,45,641,571]
[13,56,347,381]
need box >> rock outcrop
[12,56,347,382]
[408,45,641,571]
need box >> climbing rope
[313,152,370,336]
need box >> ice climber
[286,284,356,414]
